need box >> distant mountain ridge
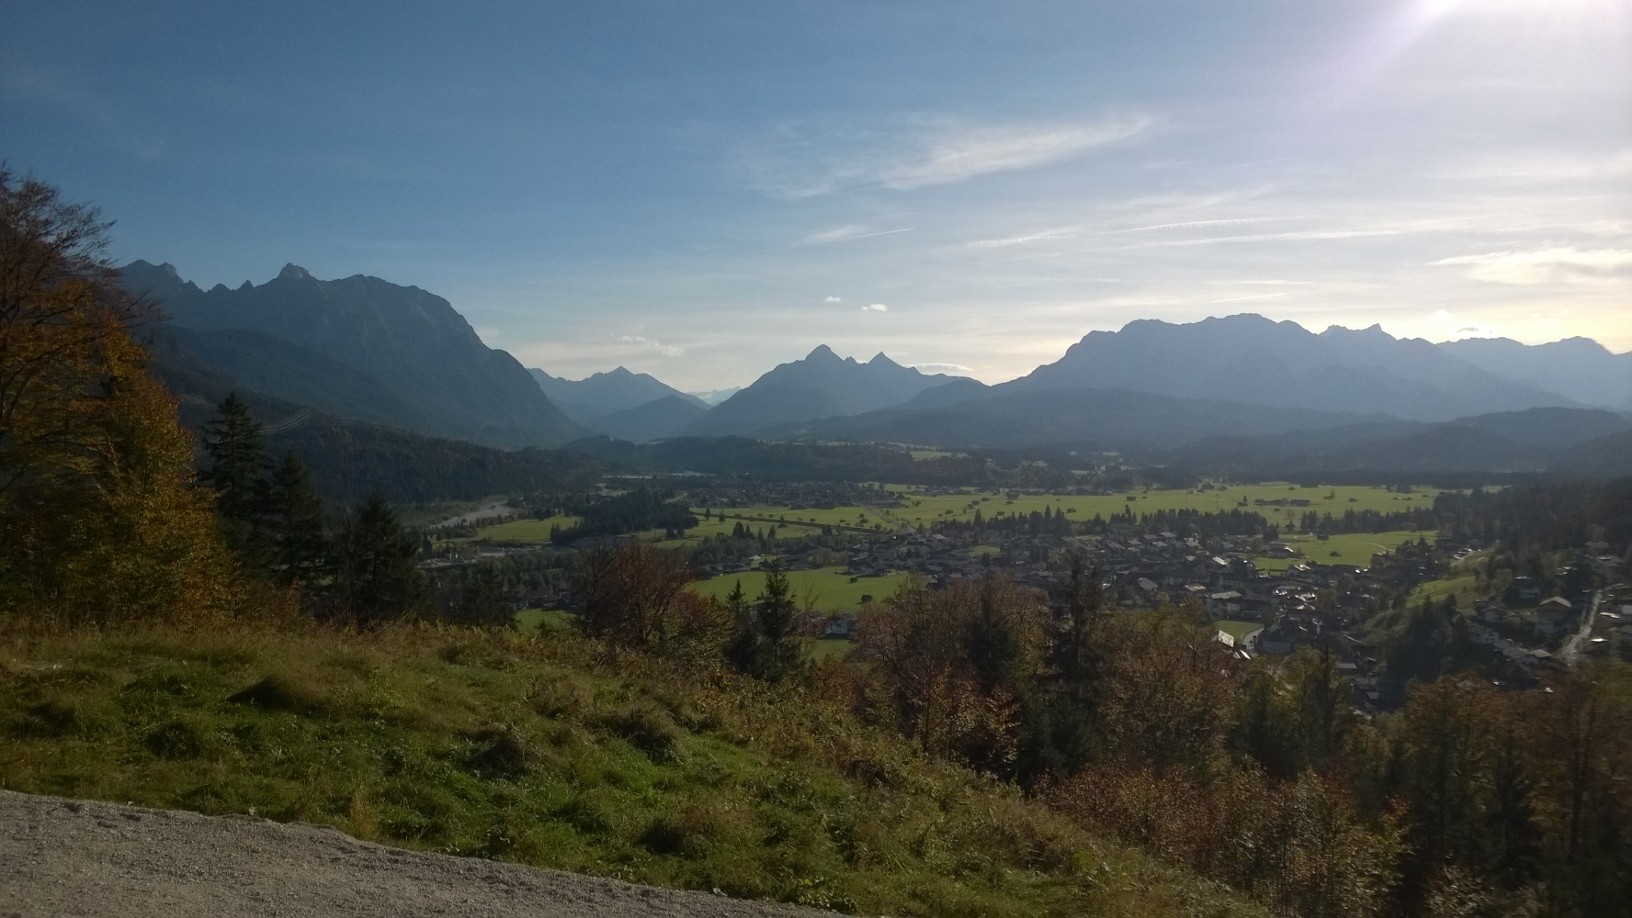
[685,346,966,437]
[1166,407,1632,479]
[581,395,710,443]
[1003,314,1577,421]
[115,256,1632,467]
[785,386,1392,448]
[120,261,584,448]
[528,366,707,420]
[689,387,741,406]
[525,366,711,441]
[1437,336,1632,411]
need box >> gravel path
[0,790,834,918]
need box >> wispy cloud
[616,333,685,357]
[742,113,1160,198]
[1101,217,1289,236]
[823,295,843,303]
[1431,247,1632,285]
[804,225,916,245]
[966,227,1080,249]
[861,303,888,312]
[1208,292,1289,305]
[1444,148,1632,184]
[911,362,975,375]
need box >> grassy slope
[0,622,1260,918]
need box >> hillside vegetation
[0,619,1259,918]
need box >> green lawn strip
[705,506,894,533]
[883,483,1443,528]
[1408,570,1484,609]
[1214,620,1263,642]
[1251,530,1433,572]
[476,517,583,543]
[0,622,1264,918]
[689,567,908,614]
[515,609,576,635]
[807,637,855,661]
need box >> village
[691,483,1628,714]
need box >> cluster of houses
[432,486,1627,710]
[735,511,1625,710]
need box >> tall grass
[0,618,1261,917]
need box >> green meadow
[452,485,1443,551]
[705,504,897,531]
[474,517,582,543]
[1252,530,1433,572]
[688,566,909,613]
[1214,620,1263,642]
[881,483,1440,528]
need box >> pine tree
[1038,553,1103,773]
[451,563,510,626]
[263,452,328,585]
[726,564,806,682]
[333,493,424,622]
[201,392,270,558]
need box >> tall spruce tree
[201,392,269,558]
[263,452,328,585]
[1037,553,1104,774]
[726,563,806,682]
[333,493,424,622]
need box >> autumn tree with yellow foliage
[0,169,236,628]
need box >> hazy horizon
[7,0,1628,390]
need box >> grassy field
[1215,620,1263,642]
[463,485,1442,549]
[882,483,1441,529]
[1252,530,1432,572]
[1408,570,1485,610]
[808,637,856,661]
[705,505,896,531]
[688,566,909,613]
[475,517,582,543]
[0,622,1263,917]
[515,608,576,635]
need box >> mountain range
[1438,337,1632,412]
[121,260,1632,476]
[1003,315,1577,420]
[122,261,584,448]
[528,367,709,441]
[684,346,967,437]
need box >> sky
[4,0,1629,391]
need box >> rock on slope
[0,790,831,918]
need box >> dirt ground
[0,790,834,918]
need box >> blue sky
[5,0,1629,390]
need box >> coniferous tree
[333,493,424,622]
[263,452,329,585]
[450,563,510,626]
[1037,553,1104,774]
[201,392,269,558]
[726,563,806,682]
